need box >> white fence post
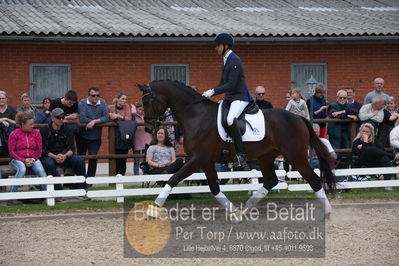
[46,175,55,206]
[116,174,124,203]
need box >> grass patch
[0,187,398,214]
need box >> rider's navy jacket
[213,51,251,102]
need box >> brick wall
[1,41,398,155]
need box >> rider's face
[215,44,225,56]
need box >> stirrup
[234,154,250,171]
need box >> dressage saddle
[220,99,259,137]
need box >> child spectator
[285,88,310,119]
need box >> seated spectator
[309,124,336,169]
[8,112,47,192]
[49,90,80,137]
[146,127,183,175]
[285,88,309,119]
[108,93,134,175]
[34,97,52,124]
[132,101,152,175]
[40,108,86,190]
[254,86,273,110]
[389,119,399,151]
[77,87,109,177]
[327,90,357,168]
[378,96,399,147]
[352,123,396,189]
[17,93,39,119]
[307,83,327,137]
[0,90,17,160]
[359,96,385,133]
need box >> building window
[291,63,327,99]
[151,64,189,84]
[30,64,71,103]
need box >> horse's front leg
[202,164,242,223]
[147,156,199,218]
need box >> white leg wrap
[246,187,269,208]
[155,184,172,206]
[215,192,236,213]
[315,188,332,215]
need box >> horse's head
[137,83,168,133]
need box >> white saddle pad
[217,100,265,142]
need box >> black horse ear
[137,83,150,93]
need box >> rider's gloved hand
[202,89,215,98]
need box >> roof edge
[0,35,399,43]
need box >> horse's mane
[151,80,205,101]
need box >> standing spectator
[327,90,357,168]
[8,112,47,192]
[254,86,273,110]
[146,127,184,175]
[307,83,327,137]
[345,87,362,115]
[77,87,109,177]
[285,88,310,119]
[17,93,39,119]
[352,123,396,189]
[40,108,86,190]
[359,97,385,132]
[378,96,399,147]
[364,77,390,105]
[49,90,80,137]
[34,97,52,124]
[108,93,134,175]
[309,123,336,169]
[132,101,152,175]
[0,90,17,159]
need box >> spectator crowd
[0,76,398,199]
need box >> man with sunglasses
[40,108,86,189]
[254,86,273,110]
[77,87,109,177]
[327,90,357,168]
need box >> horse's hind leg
[245,154,278,209]
[288,155,332,215]
[202,164,242,222]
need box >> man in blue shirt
[77,87,109,177]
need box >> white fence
[1,167,399,206]
[0,176,86,206]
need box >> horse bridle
[142,82,207,123]
[142,84,165,122]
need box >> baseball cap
[51,108,65,117]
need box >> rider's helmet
[214,33,234,48]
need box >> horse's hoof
[325,212,331,220]
[146,203,163,219]
[228,210,243,223]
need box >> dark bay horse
[138,80,335,220]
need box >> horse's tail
[301,117,336,192]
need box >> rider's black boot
[229,119,251,171]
